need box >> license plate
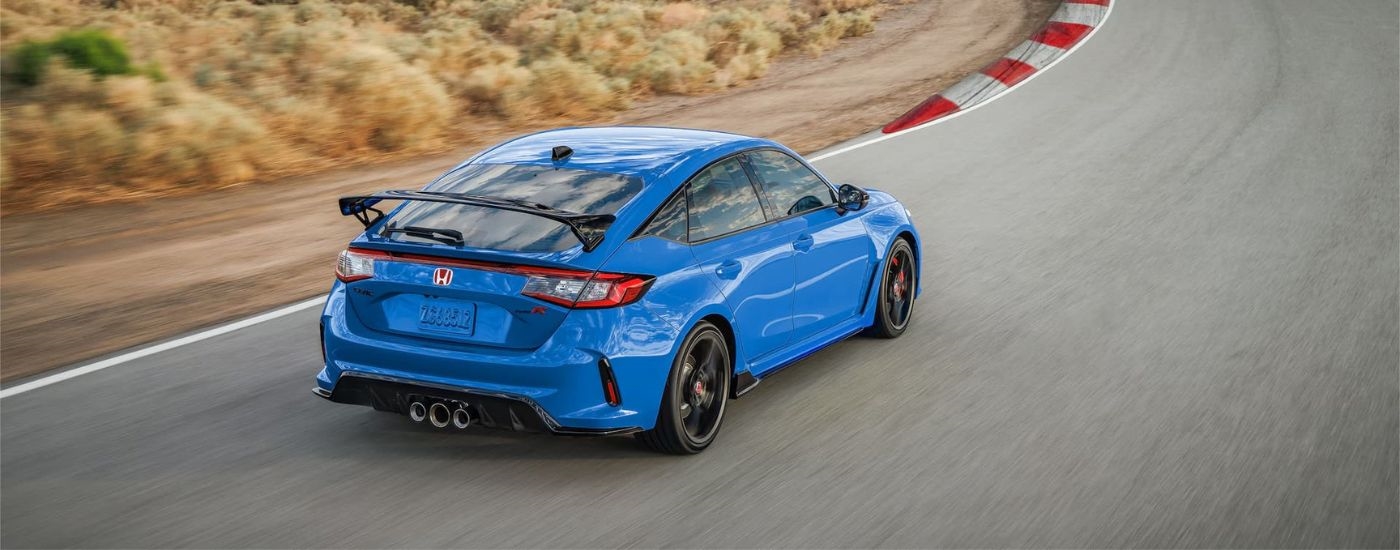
[418,299,476,336]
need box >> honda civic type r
[315,127,921,454]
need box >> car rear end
[314,163,679,434]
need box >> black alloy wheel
[637,321,731,454]
[871,239,916,338]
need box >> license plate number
[418,300,476,335]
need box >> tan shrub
[701,9,782,66]
[260,96,343,156]
[803,10,875,54]
[758,2,810,48]
[503,55,623,119]
[311,44,452,152]
[841,10,877,37]
[408,17,522,100]
[101,74,157,122]
[25,57,105,106]
[818,0,881,13]
[717,50,770,86]
[659,2,707,29]
[504,5,572,61]
[461,61,533,114]
[573,4,650,78]
[4,104,126,194]
[126,96,257,187]
[632,30,715,94]
[472,0,537,34]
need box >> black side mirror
[836,184,869,214]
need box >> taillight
[336,248,390,282]
[521,270,652,309]
[334,247,649,307]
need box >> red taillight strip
[345,247,652,308]
[349,247,598,279]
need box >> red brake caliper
[891,256,904,299]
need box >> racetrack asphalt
[2,0,1396,547]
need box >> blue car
[315,127,921,453]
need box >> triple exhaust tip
[451,407,472,429]
[410,400,474,429]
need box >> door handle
[793,234,814,252]
[716,260,742,279]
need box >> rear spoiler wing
[338,190,615,252]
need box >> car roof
[467,126,772,181]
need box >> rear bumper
[316,283,679,432]
[313,372,640,436]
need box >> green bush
[4,29,142,86]
[6,40,52,86]
[49,29,134,76]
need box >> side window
[639,192,688,241]
[686,157,768,241]
[747,150,835,216]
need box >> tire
[871,238,916,339]
[636,321,731,454]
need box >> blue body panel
[317,127,921,432]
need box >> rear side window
[686,158,767,241]
[639,192,688,241]
[747,150,834,216]
[382,164,643,252]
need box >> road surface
[3,0,1396,546]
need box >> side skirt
[748,317,870,382]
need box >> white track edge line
[0,297,326,398]
[809,0,1114,162]
[0,1,1113,399]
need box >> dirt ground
[0,0,1058,382]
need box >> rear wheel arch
[687,313,753,399]
[700,314,739,375]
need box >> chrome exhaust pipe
[428,402,452,428]
[451,406,473,429]
[408,401,427,423]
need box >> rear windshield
[380,164,643,252]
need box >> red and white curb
[881,0,1112,134]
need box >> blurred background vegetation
[0,0,888,209]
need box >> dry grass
[0,0,888,209]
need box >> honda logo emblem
[432,267,453,286]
